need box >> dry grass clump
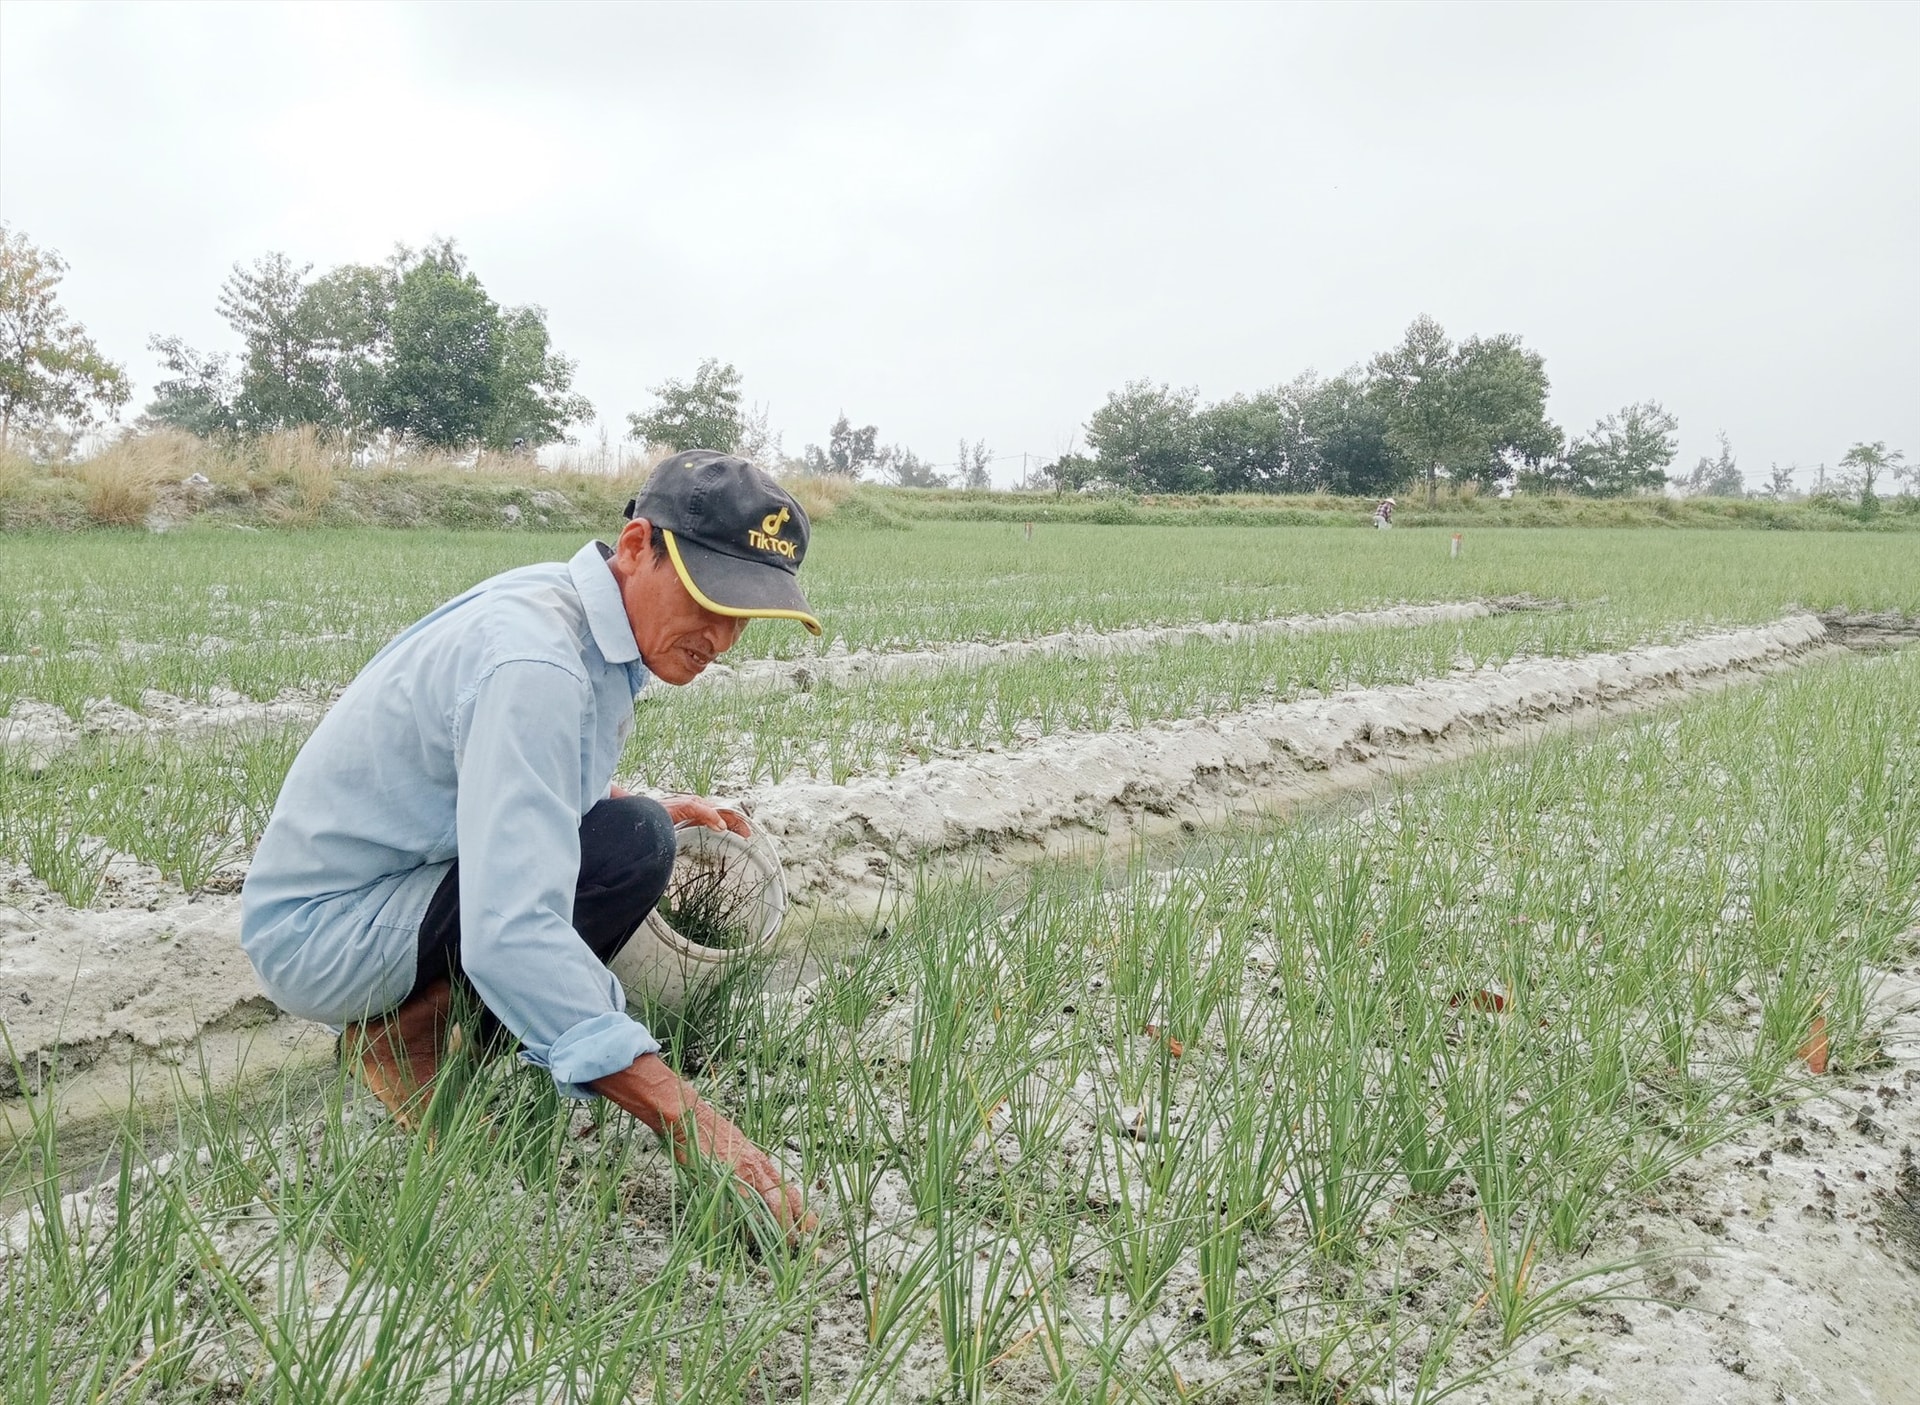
[0,446,33,498]
[253,426,343,518]
[468,449,539,478]
[781,472,853,523]
[73,437,180,525]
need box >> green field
[4,525,1919,712]
[3,521,1918,1401]
[5,526,1918,903]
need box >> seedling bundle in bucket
[610,812,787,1013]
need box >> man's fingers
[788,1189,818,1235]
[755,1179,814,1240]
[664,795,726,832]
[725,1147,810,1239]
[664,793,752,837]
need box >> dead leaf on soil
[1449,986,1508,1014]
[1799,1014,1829,1075]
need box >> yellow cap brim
[662,529,822,635]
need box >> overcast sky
[3,1,1915,487]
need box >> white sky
[3,1,1915,488]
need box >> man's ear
[616,517,653,563]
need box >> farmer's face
[610,519,748,685]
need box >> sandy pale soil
[0,873,260,1101]
[1469,966,1920,1405]
[690,598,1527,696]
[0,599,1532,767]
[751,615,1833,908]
[12,934,1911,1402]
[0,687,328,771]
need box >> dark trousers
[406,794,677,1013]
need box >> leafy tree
[804,414,882,477]
[485,307,592,450]
[218,253,331,432]
[1764,463,1796,500]
[1073,324,1565,501]
[1305,373,1407,497]
[1838,440,1904,502]
[150,255,386,438]
[379,244,503,448]
[1195,382,1315,493]
[1561,401,1679,496]
[145,335,237,436]
[957,438,992,491]
[147,242,588,450]
[1450,333,1561,486]
[1366,315,1459,505]
[298,262,395,437]
[883,446,947,488]
[1077,370,1409,497]
[733,400,784,468]
[1086,380,1204,492]
[1896,456,1920,498]
[1368,316,1558,503]
[1037,451,1097,492]
[626,358,745,453]
[0,224,129,448]
[1678,431,1744,497]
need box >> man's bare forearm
[590,1054,759,1174]
[590,1052,701,1140]
[592,1053,813,1233]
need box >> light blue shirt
[241,541,661,1098]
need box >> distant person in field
[1373,497,1395,529]
[240,451,817,1235]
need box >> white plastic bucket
[609,817,788,1014]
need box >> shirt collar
[568,541,642,667]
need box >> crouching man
[240,451,816,1232]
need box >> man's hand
[605,787,751,837]
[661,793,751,837]
[590,1054,812,1238]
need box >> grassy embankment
[5,645,1917,1401]
[4,429,1915,533]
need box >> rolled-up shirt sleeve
[453,659,660,1097]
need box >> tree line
[143,242,590,452]
[0,224,588,457]
[545,316,1915,504]
[2,224,1909,503]
[1052,318,1699,503]
[626,356,997,490]
[1035,316,1912,504]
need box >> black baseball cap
[624,451,821,635]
